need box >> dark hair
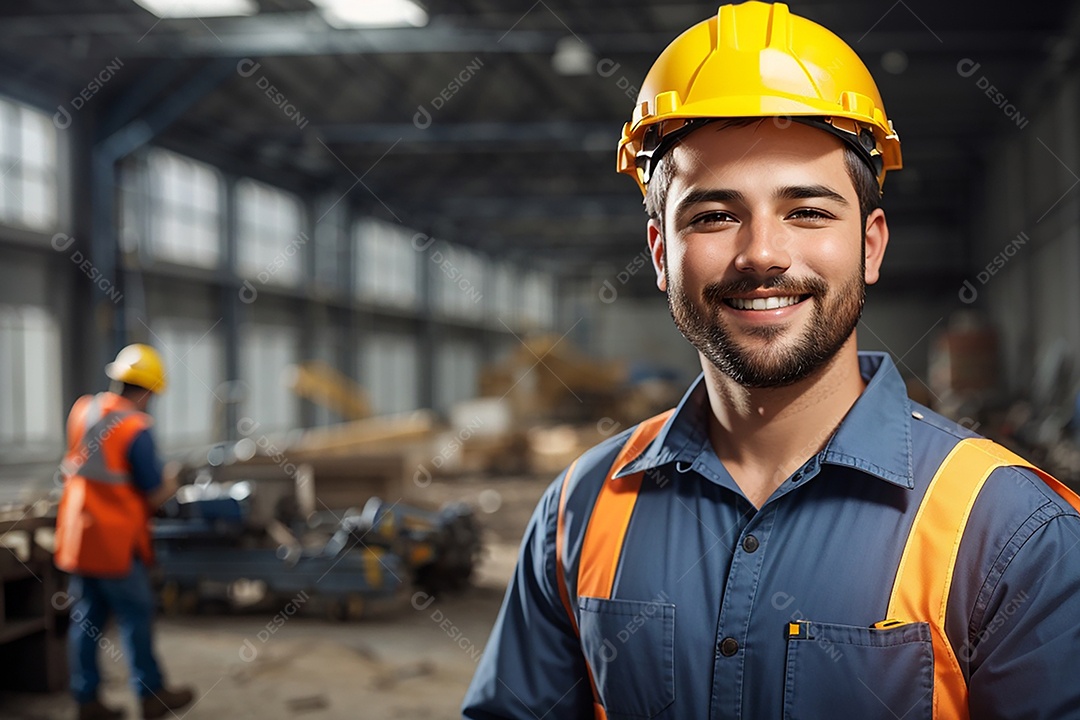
[116,381,152,397]
[643,118,881,229]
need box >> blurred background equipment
[285,360,373,421]
[155,484,480,618]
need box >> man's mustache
[701,275,828,304]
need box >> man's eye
[690,211,737,226]
[788,208,832,221]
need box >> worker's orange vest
[556,411,1080,720]
[54,392,155,577]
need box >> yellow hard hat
[105,343,168,394]
[617,1,902,194]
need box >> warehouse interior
[2,0,1080,717]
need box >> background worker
[55,344,194,720]
[463,2,1080,718]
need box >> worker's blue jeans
[67,558,164,703]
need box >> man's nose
[732,218,792,278]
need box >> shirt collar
[614,351,914,489]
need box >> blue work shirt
[462,352,1080,719]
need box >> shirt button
[742,535,760,553]
[719,637,739,657]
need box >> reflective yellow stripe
[887,437,1080,720]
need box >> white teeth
[728,295,801,310]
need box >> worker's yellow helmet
[617,1,902,195]
[105,343,168,394]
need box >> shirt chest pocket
[578,597,676,719]
[783,620,934,720]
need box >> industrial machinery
[148,371,482,618]
[152,464,481,618]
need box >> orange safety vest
[55,392,155,577]
[555,411,1080,720]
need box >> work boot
[141,686,194,719]
[77,699,125,720]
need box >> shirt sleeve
[461,474,595,719]
[966,509,1080,718]
[127,429,164,494]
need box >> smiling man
[652,119,886,509]
[463,3,1080,719]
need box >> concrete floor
[0,476,544,720]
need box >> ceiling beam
[0,13,1051,59]
[310,121,615,150]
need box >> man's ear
[647,218,667,292]
[863,208,889,285]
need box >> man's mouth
[722,294,811,311]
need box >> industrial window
[240,323,299,432]
[118,157,147,255]
[485,262,557,330]
[236,178,305,285]
[0,305,63,453]
[360,334,419,415]
[152,319,225,450]
[0,97,59,231]
[520,271,556,329]
[354,219,419,309]
[435,340,480,413]
[433,241,485,321]
[147,148,222,268]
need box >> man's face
[647,120,888,388]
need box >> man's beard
[667,266,866,389]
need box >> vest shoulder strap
[554,409,673,720]
[576,410,673,600]
[887,437,1080,720]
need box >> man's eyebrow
[776,184,849,205]
[674,188,746,218]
